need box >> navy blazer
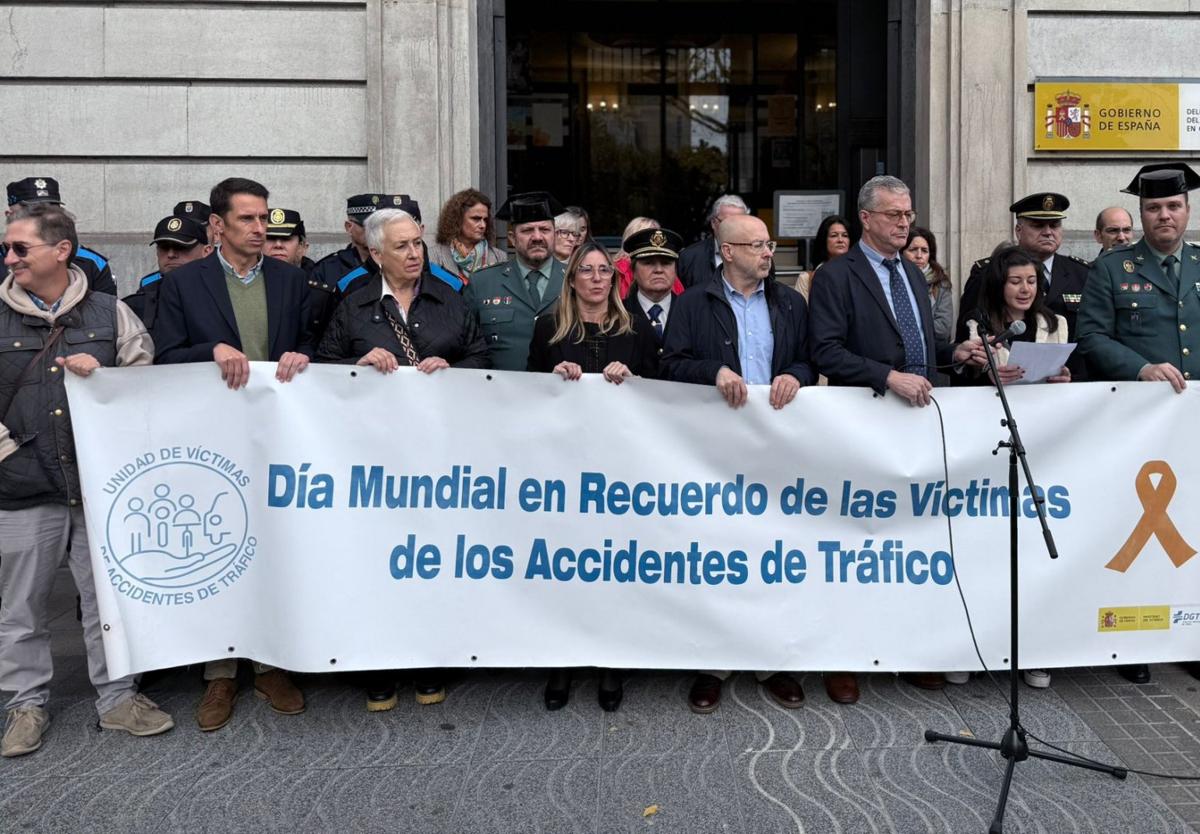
[152,251,315,365]
[660,272,816,387]
[808,243,953,393]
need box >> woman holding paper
[961,246,1071,385]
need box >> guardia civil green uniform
[463,192,566,371]
[1078,164,1200,380]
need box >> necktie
[381,297,422,366]
[647,303,663,343]
[883,258,927,376]
[1163,255,1179,283]
[526,270,543,306]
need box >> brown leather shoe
[196,678,238,731]
[688,674,722,714]
[254,670,306,715]
[761,673,804,709]
[824,672,860,704]
[902,672,945,691]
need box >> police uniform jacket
[316,273,489,368]
[463,258,565,372]
[1077,238,1200,381]
[306,244,366,342]
[0,267,153,510]
[122,271,162,328]
[621,292,665,379]
[152,251,315,364]
[660,271,815,387]
[956,252,1089,340]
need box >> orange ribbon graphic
[1106,461,1196,572]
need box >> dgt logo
[1172,608,1200,627]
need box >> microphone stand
[923,321,1125,833]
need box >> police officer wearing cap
[464,192,567,371]
[306,193,392,338]
[334,195,462,298]
[621,227,684,378]
[123,214,212,327]
[263,208,313,271]
[4,177,116,296]
[956,193,1090,373]
[174,200,215,244]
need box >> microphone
[992,320,1026,345]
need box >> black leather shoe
[1118,664,1151,685]
[544,669,572,711]
[598,669,623,712]
[688,674,722,714]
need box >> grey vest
[0,291,119,509]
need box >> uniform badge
[1042,194,1055,211]
[1144,283,1153,292]
[1120,283,1129,292]
[393,196,402,206]
[270,208,285,225]
[650,230,666,248]
[1123,260,1136,274]
[492,297,501,305]
[167,217,182,232]
[1132,284,1141,292]
[1136,254,1144,261]
[371,195,380,205]
[1061,293,1081,304]
[184,202,193,213]
[34,178,46,189]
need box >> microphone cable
[927,392,1200,782]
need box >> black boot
[544,668,572,710]
[598,669,623,712]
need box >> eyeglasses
[726,240,777,254]
[7,241,55,258]
[576,265,614,279]
[867,209,917,224]
[556,229,582,240]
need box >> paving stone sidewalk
[3,571,1200,833]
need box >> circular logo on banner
[103,454,254,599]
[270,208,285,225]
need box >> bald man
[1093,206,1135,258]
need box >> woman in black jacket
[526,240,658,381]
[316,209,489,373]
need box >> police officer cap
[624,228,684,261]
[151,215,207,247]
[1120,163,1200,198]
[496,191,565,225]
[1009,192,1069,220]
[173,200,212,223]
[266,207,306,239]
[7,177,62,206]
[346,193,418,224]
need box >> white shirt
[381,281,414,322]
[637,291,671,329]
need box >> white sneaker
[99,693,175,737]
[945,671,971,685]
[1022,669,1051,689]
[2,706,50,757]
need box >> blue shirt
[217,246,264,286]
[721,273,773,384]
[858,240,926,359]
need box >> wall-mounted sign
[773,190,842,239]
[1034,82,1200,151]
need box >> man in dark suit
[621,227,684,378]
[675,194,750,289]
[956,193,1091,376]
[463,192,566,371]
[809,175,983,703]
[152,177,313,731]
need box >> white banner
[66,365,1200,679]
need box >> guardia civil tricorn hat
[1120,163,1200,198]
[496,191,566,225]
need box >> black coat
[621,292,666,379]
[526,310,659,379]
[676,239,719,289]
[316,273,489,368]
[152,251,315,364]
[660,272,816,386]
[808,242,953,393]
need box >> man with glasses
[676,194,750,289]
[0,203,175,757]
[661,212,815,715]
[464,191,566,371]
[123,213,212,328]
[1093,206,1136,259]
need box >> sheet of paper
[1007,341,1076,383]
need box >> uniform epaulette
[139,271,162,288]
[973,258,990,269]
[1067,254,1090,265]
[337,265,369,293]
[306,278,334,292]
[429,262,463,292]
[75,246,108,269]
[1185,240,1200,250]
